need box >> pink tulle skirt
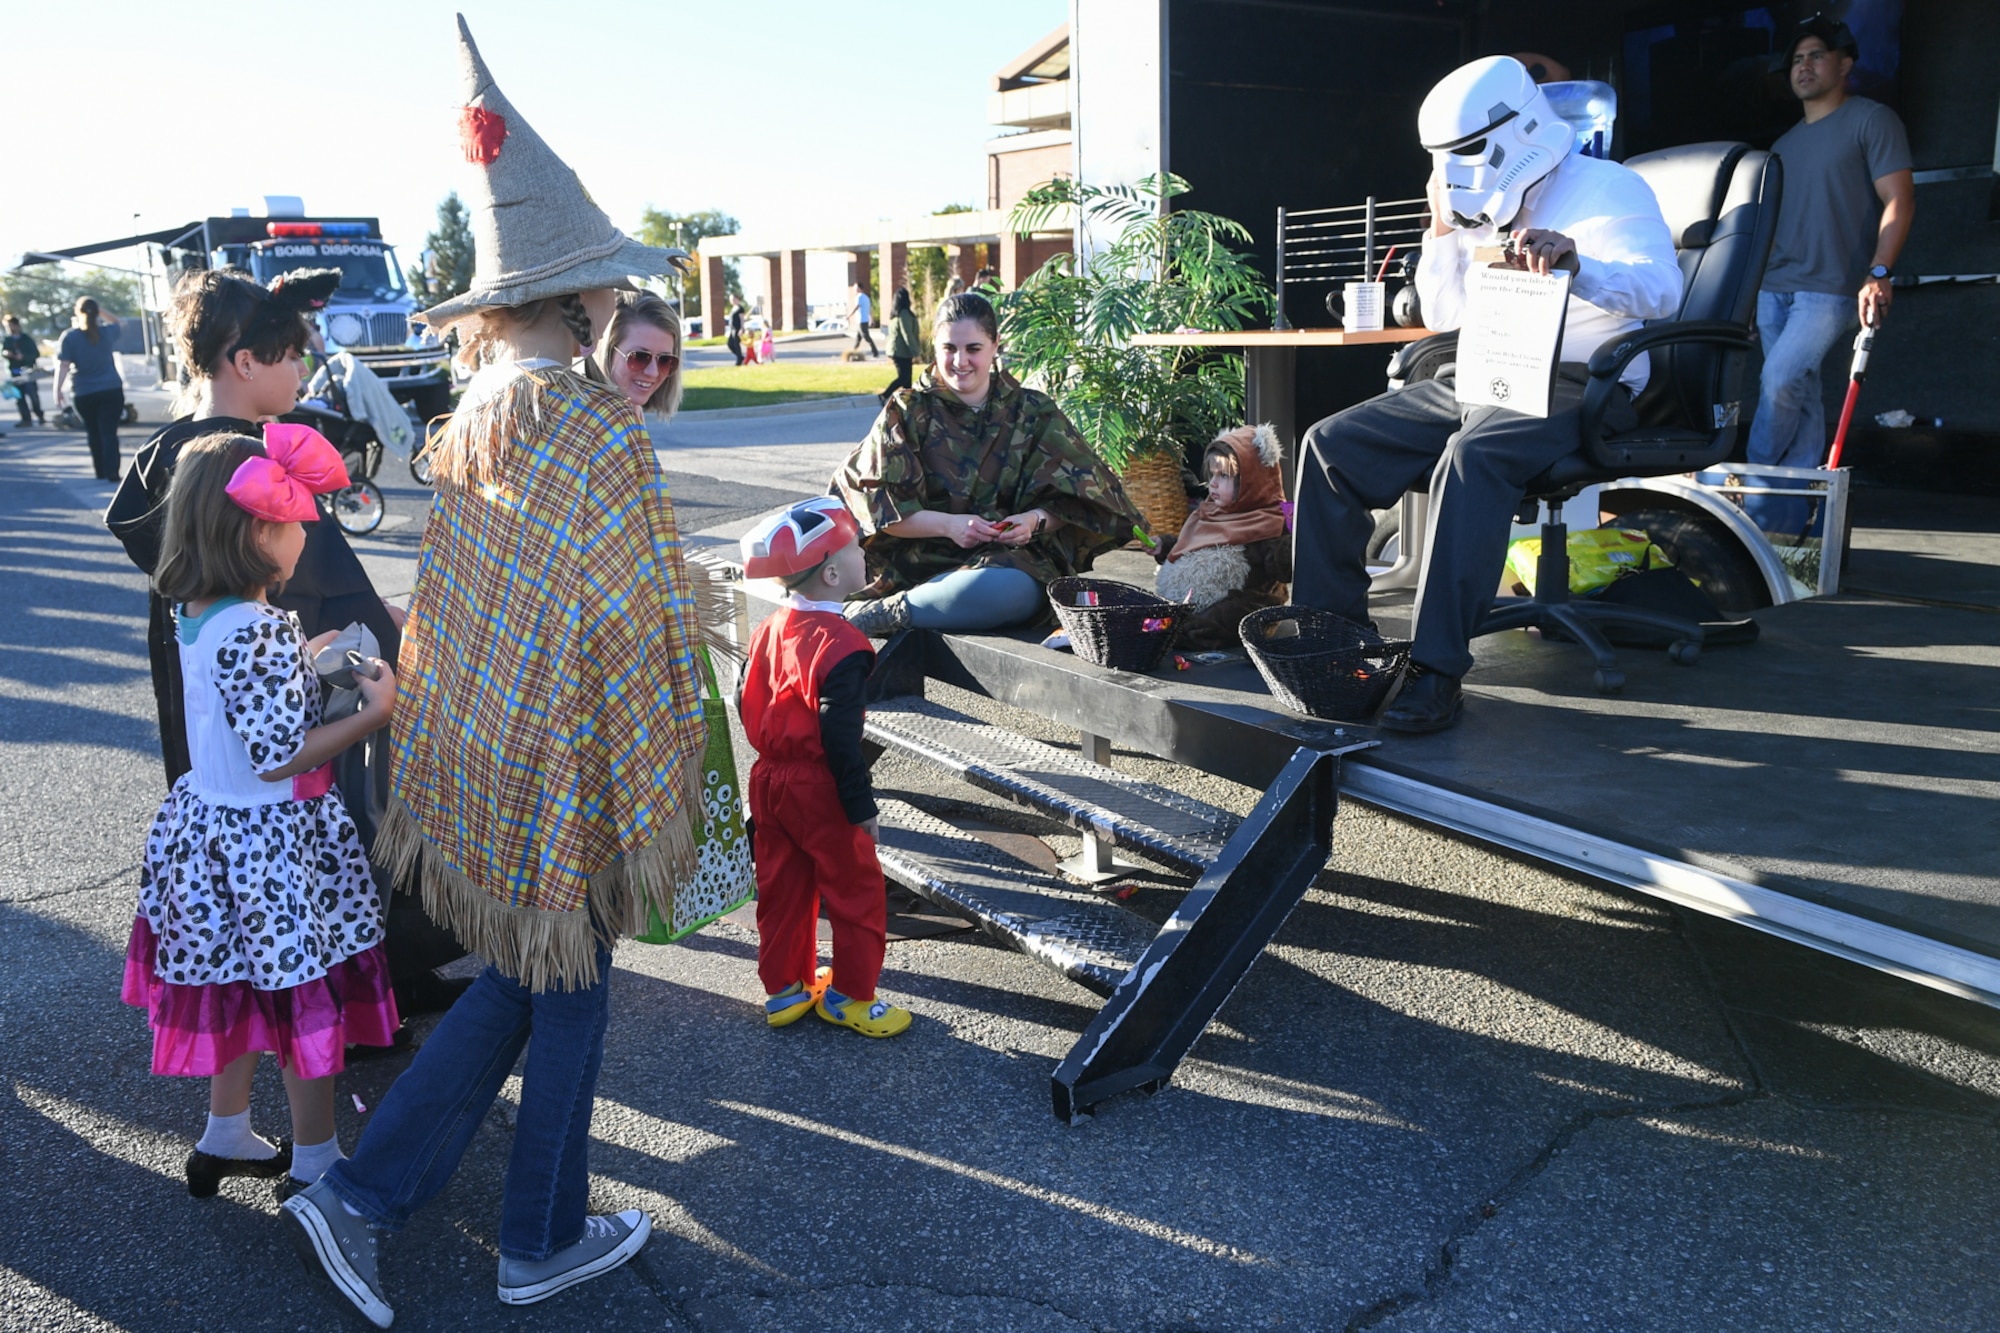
[122,917,401,1079]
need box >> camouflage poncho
[831,368,1144,596]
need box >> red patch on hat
[459,105,507,165]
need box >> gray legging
[904,566,1043,631]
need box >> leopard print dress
[135,599,383,991]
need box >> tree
[905,203,978,314]
[636,207,742,310]
[0,267,145,342]
[405,192,475,307]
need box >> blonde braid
[557,294,593,351]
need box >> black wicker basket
[1239,605,1411,720]
[1048,577,1183,673]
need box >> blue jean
[905,565,1044,631]
[1745,289,1853,535]
[324,945,612,1262]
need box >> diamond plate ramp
[868,700,1237,877]
[874,799,1159,996]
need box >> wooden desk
[1131,327,1435,492]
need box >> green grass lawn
[679,360,888,411]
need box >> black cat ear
[267,268,342,311]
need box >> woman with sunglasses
[600,291,683,423]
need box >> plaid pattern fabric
[393,370,706,917]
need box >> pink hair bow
[224,422,351,523]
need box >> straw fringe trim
[430,364,606,489]
[374,792,699,993]
[683,547,748,671]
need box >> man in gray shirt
[1748,15,1914,532]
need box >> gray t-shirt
[1763,97,1912,296]
[58,322,124,396]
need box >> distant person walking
[879,286,919,404]
[4,315,45,426]
[849,283,878,356]
[55,297,125,479]
[726,300,746,365]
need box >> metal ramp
[875,798,1157,995]
[866,698,1239,878]
[860,630,1373,1122]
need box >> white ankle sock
[195,1109,278,1160]
[290,1135,345,1184]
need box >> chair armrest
[1387,332,1459,387]
[1584,320,1755,381]
[1581,320,1758,460]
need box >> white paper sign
[1454,266,1571,418]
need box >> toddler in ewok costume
[739,498,912,1038]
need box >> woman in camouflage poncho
[832,292,1143,635]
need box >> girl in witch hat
[284,16,705,1326]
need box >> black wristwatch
[1868,264,1891,281]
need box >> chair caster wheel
[1593,668,1625,695]
[1668,640,1700,666]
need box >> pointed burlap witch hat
[420,13,688,331]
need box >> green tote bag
[636,648,754,942]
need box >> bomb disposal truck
[21,202,454,421]
[199,212,453,421]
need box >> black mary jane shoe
[1379,666,1464,735]
[344,1021,417,1064]
[185,1139,293,1198]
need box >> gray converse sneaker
[844,592,914,638]
[283,1179,393,1328]
[497,1210,653,1306]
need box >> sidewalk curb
[674,394,879,422]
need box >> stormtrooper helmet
[1418,56,1574,232]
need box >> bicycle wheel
[331,481,385,535]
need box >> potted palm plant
[1002,173,1270,539]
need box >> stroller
[284,355,406,535]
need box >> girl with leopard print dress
[121,427,401,1200]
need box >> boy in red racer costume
[739,498,913,1037]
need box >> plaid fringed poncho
[378,364,707,991]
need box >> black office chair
[1386,141,1782,693]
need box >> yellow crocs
[815,987,912,1038]
[765,966,833,1028]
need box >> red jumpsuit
[740,607,884,1000]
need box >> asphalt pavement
[5,397,2000,1332]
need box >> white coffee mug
[1342,281,1386,332]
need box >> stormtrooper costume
[1291,56,1681,730]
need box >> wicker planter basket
[1118,451,1190,546]
[1239,605,1411,720]
[1048,577,1182,673]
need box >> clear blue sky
[10,0,1068,304]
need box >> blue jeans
[1745,289,1853,535]
[324,946,612,1262]
[904,565,1044,631]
